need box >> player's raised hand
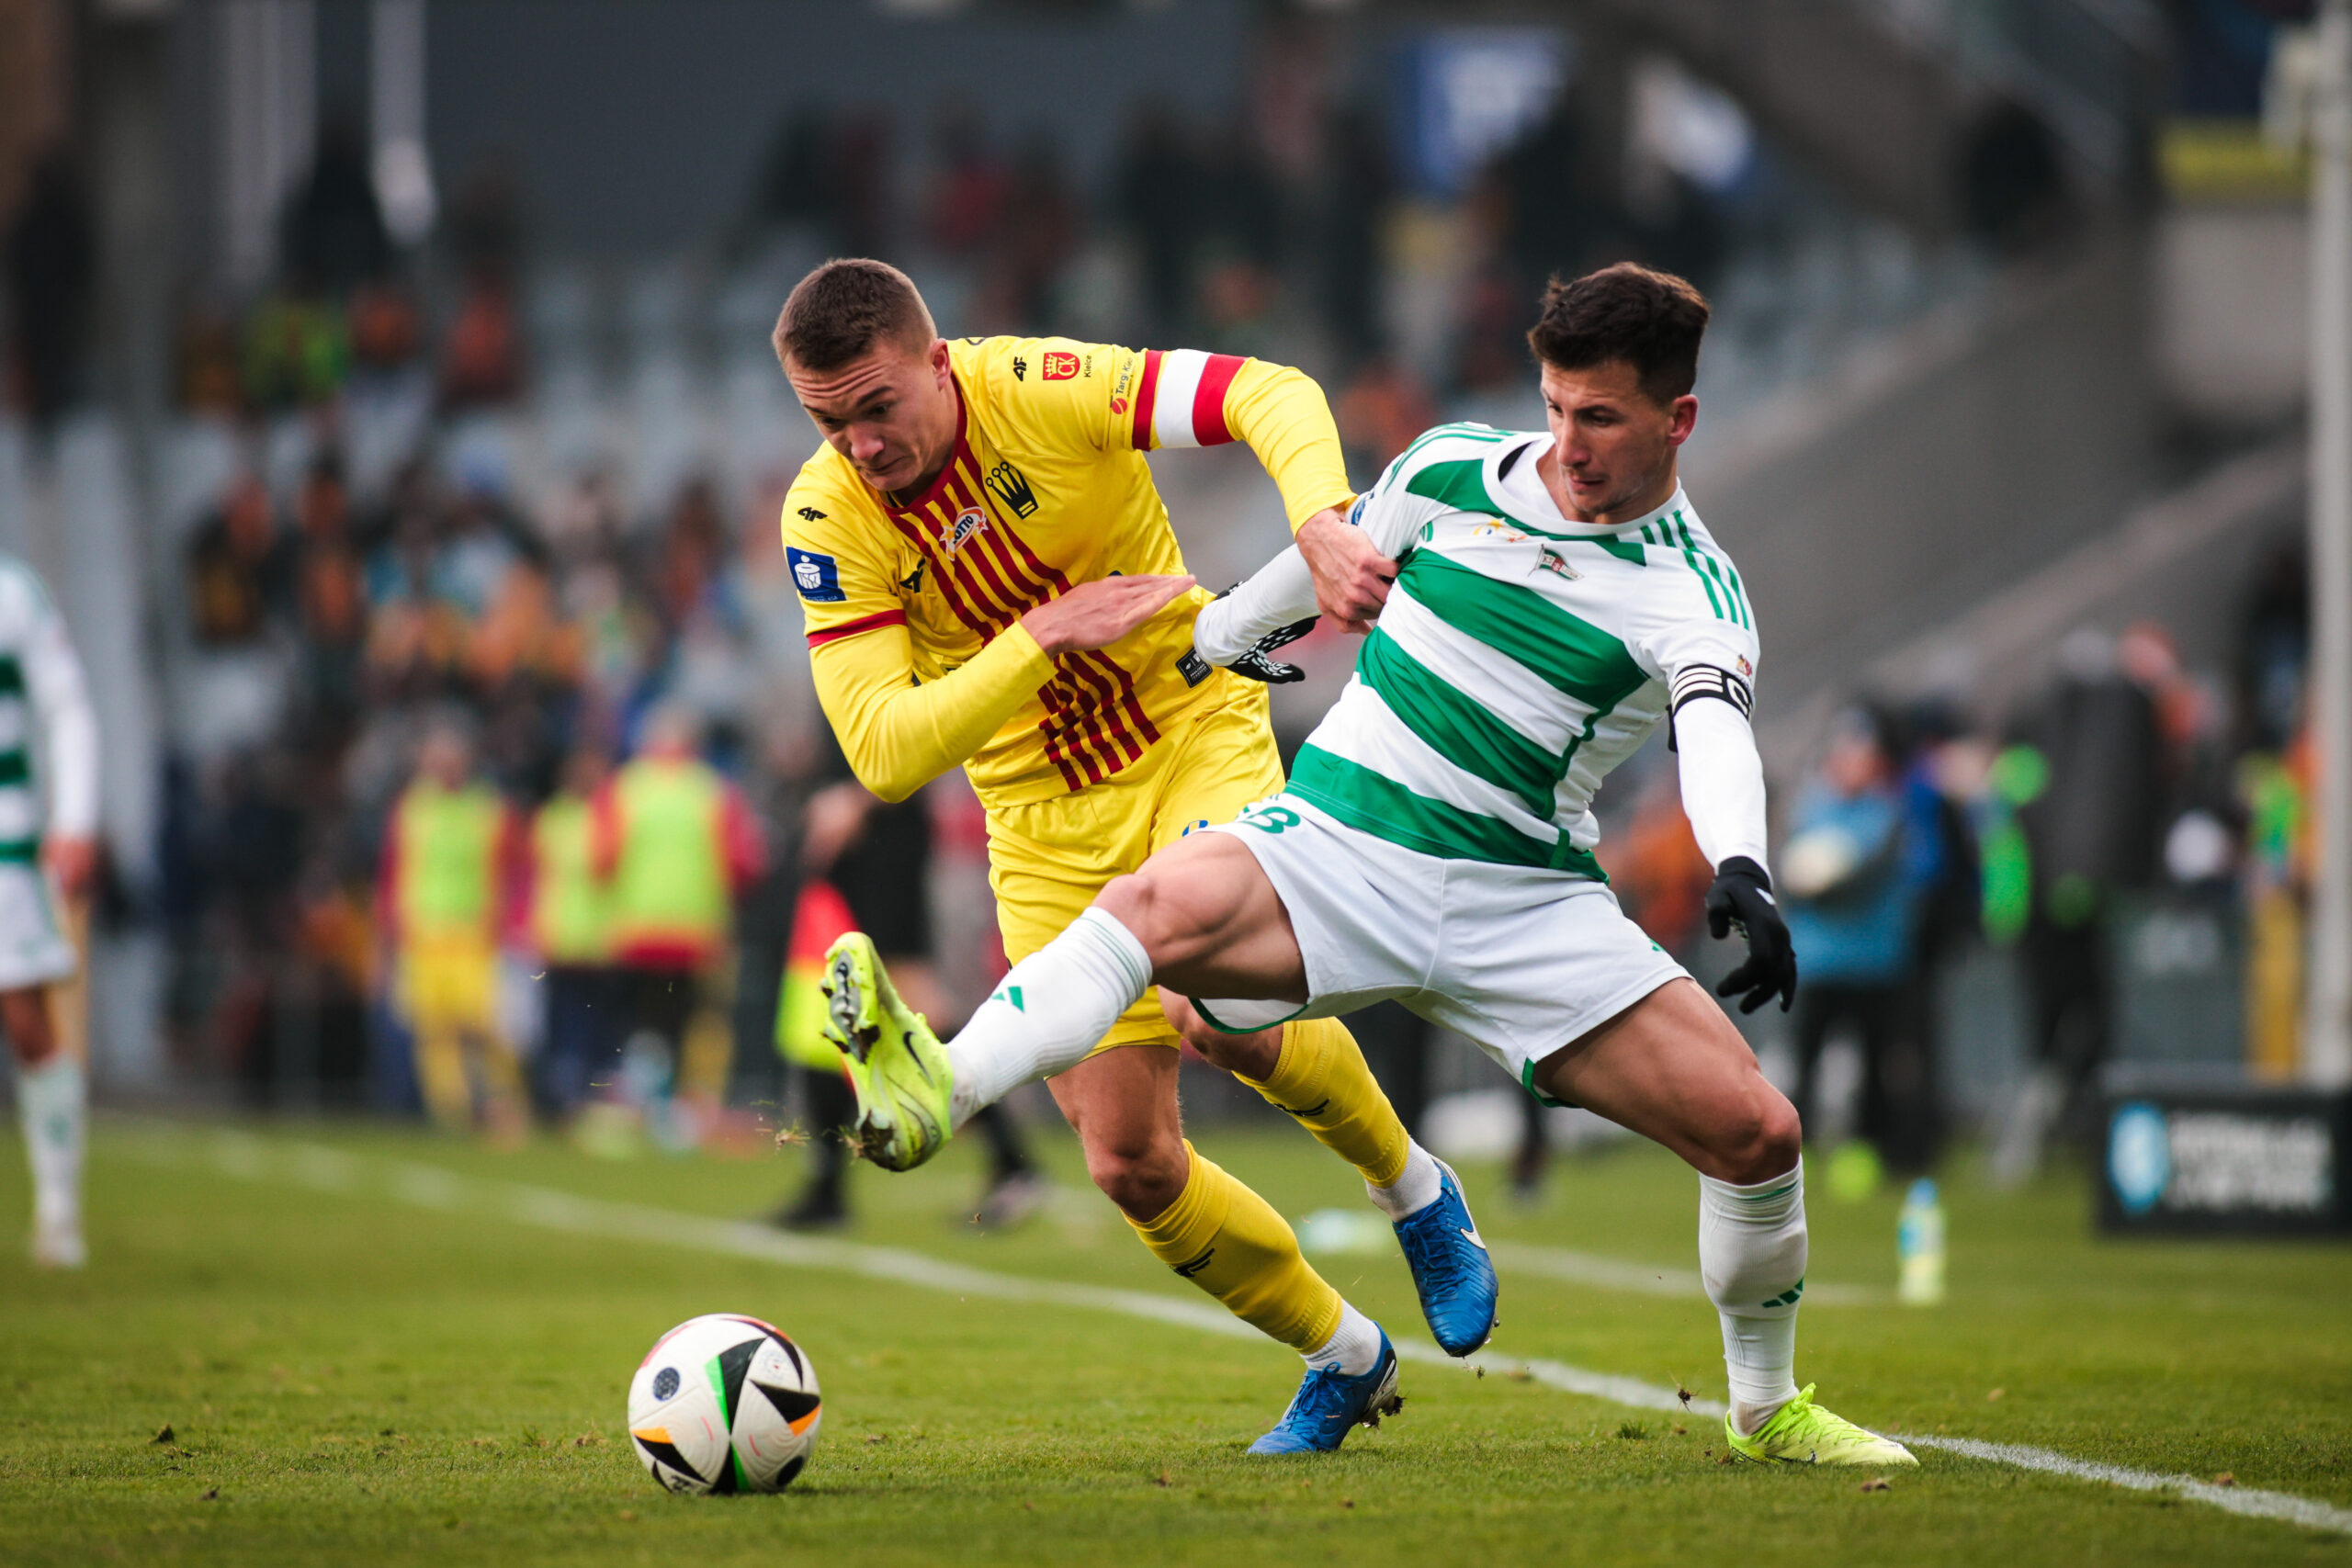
[1021,573,1196,657]
[1706,855,1798,1014]
[1297,506,1395,634]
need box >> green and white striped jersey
[1279,424,1759,877]
[0,554,98,863]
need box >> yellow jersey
[782,336,1352,809]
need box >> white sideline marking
[1487,1241,1881,1307]
[1894,1436,2352,1537]
[120,1126,2352,1538]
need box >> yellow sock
[1238,1018,1410,1189]
[1129,1142,1343,1353]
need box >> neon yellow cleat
[820,932,954,1172]
[1724,1385,1918,1468]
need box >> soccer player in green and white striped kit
[826,263,1912,1464]
[0,555,99,1269]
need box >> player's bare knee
[1092,872,1177,965]
[1168,1002,1228,1059]
[1081,1129,1188,1218]
[1715,1090,1803,1185]
[1159,989,1202,1037]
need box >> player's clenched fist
[1021,573,1197,658]
[1296,507,1395,634]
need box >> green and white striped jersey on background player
[1286,424,1759,878]
[0,554,99,865]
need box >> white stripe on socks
[944,907,1154,1126]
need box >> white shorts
[0,862,74,991]
[1196,795,1686,1099]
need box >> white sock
[17,1054,85,1234]
[944,908,1153,1126]
[1698,1159,1805,1429]
[1365,1141,1443,1220]
[1302,1300,1382,1376]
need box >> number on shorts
[1237,802,1302,835]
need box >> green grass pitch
[1,1112,2347,1566]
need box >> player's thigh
[1532,977,1799,1182]
[1100,828,1306,1000]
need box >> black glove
[1215,588,1318,684]
[1706,855,1798,1014]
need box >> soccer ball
[628,1314,822,1494]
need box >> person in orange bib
[773,259,1494,1445]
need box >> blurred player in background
[378,718,526,1141]
[524,741,617,1120]
[0,556,98,1268]
[776,258,1494,1450]
[594,706,765,1134]
[770,756,1043,1232]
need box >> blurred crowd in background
[0,0,2327,1203]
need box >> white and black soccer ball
[628,1314,821,1495]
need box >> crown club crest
[984,461,1040,519]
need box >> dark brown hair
[1525,262,1711,406]
[772,258,938,373]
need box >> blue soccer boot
[1248,1326,1403,1455]
[1391,1157,1498,1356]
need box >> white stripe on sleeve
[1151,349,1209,449]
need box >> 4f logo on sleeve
[786,547,846,603]
[1042,351,1080,380]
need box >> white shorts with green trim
[1193,795,1686,1100]
[0,861,74,991]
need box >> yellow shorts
[986,681,1284,1055]
[398,933,500,1036]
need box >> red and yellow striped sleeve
[1127,349,1355,533]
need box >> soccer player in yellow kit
[775,260,1496,1450]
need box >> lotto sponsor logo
[941,507,989,555]
[1042,351,1080,380]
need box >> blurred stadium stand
[0,0,2335,1171]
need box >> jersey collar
[884,376,973,515]
[1483,433,1686,539]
